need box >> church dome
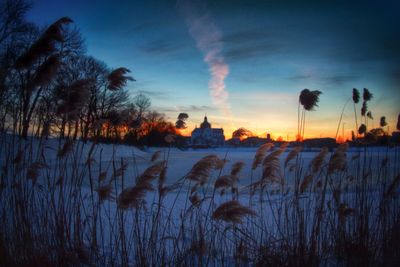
[200,116,211,129]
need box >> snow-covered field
[2,135,400,266]
[2,136,399,191]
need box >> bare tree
[13,17,73,138]
[0,0,32,131]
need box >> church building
[191,116,225,147]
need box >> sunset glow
[27,0,399,140]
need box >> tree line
[0,0,180,146]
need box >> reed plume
[231,161,245,176]
[15,17,72,69]
[380,116,387,127]
[137,161,165,186]
[158,165,168,196]
[299,174,313,193]
[363,88,373,101]
[151,150,162,162]
[214,175,236,189]
[107,67,135,91]
[397,113,400,131]
[112,162,128,178]
[361,101,367,116]
[252,143,274,170]
[117,161,165,209]
[44,17,73,40]
[352,88,360,104]
[95,184,113,202]
[187,155,223,185]
[261,147,286,183]
[328,143,348,175]
[299,89,322,111]
[212,200,256,224]
[310,147,328,173]
[367,111,373,120]
[159,165,167,186]
[298,89,322,141]
[284,146,302,167]
[384,174,400,199]
[189,193,201,207]
[352,88,360,138]
[117,184,152,209]
[358,124,367,135]
[32,54,61,88]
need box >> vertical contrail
[177,0,233,126]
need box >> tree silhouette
[175,112,189,129]
[232,127,253,140]
[14,17,72,138]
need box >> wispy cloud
[288,75,312,81]
[140,39,179,55]
[137,89,170,100]
[177,0,232,125]
[321,74,359,86]
[158,104,217,113]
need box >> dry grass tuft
[137,161,165,185]
[215,175,236,189]
[187,155,223,185]
[384,174,400,199]
[397,113,400,131]
[310,147,329,173]
[231,161,245,176]
[261,147,286,183]
[112,161,128,178]
[328,143,348,175]
[117,161,165,209]
[285,146,303,167]
[95,184,113,202]
[107,67,135,91]
[299,174,313,193]
[212,200,256,224]
[57,139,74,158]
[252,143,274,170]
[189,193,201,207]
[117,183,153,209]
[299,89,322,111]
[151,150,162,162]
[352,88,360,104]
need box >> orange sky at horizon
[176,114,398,142]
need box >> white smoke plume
[177,0,233,121]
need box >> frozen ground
[1,136,398,191]
[2,135,399,265]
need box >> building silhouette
[191,116,225,147]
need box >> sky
[27,0,400,140]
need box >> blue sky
[27,0,400,139]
